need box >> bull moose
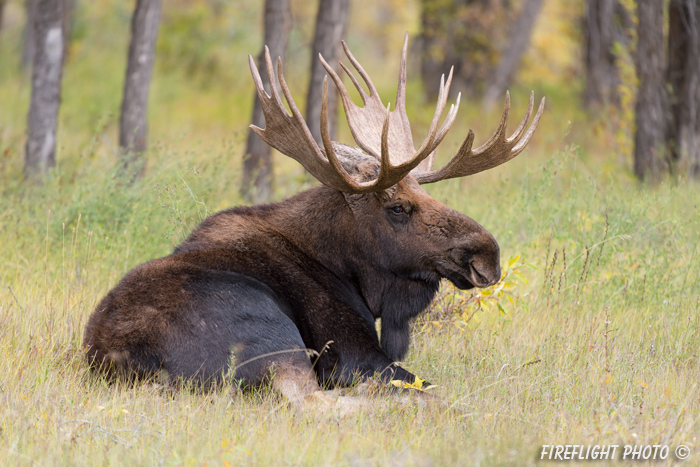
[84,34,544,409]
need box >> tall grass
[1,1,699,465]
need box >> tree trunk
[582,0,628,107]
[22,0,38,70]
[241,0,291,203]
[23,0,75,68]
[633,0,669,181]
[667,0,700,177]
[0,0,6,41]
[119,0,162,181]
[420,0,512,100]
[305,0,350,145]
[483,0,543,110]
[24,0,65,179]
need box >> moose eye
[388,203,411,218]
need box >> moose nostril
[459,251,474,266]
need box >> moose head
[84,34,544,410]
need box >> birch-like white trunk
[119,0,162,180]
[25,0,65,179]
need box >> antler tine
[409,67,453,173]
[412,93,545,184]
[320,53,366,110]
[473,91,511,154]
[320,76,366,191]
[248,54,289,139]
[395,32,409,113]
[274,56,323,157]
[376,103,394,184]
[421,67,455,151]
[264,47,289,117]
[437,92,461,142]
[430,91,462,154]
[341,40,380,98]
[512,96,545,152]
[410,67,459,174]
[248,54,270,115]
[508,91,534,143]
[338,61,369,104]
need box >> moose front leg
[380,318,410,362]
[315,345,426,389]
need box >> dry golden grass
[1,1,699,465]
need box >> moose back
[83,35,544,406]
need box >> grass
[1,1,699,465]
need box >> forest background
[0,0,698,465]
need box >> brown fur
[84,148,500,399]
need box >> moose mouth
[437,261,493,290]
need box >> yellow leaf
[391,380,404,388]
[603,374,613,386]
[391,377,434,391]
[409,377,425,390]
[508,255,520,268]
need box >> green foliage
[419,255,533,332]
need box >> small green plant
[419,255,533,332]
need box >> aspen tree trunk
[581,0,631,107]
[21,0,37,70]
[25,0,65,179]
[305,0,350,144]
[119,0,162,181]
[0,0,6,41]
[482,0,543,110]
[241,0,291,203]
[633,0,669,181]
[667,0,700,177]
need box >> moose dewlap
[83,34,544,407]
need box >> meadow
[1,1,699,465]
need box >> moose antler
[319,34,459,169]
[411,91,545,184]
[248,33,544,192]
[248,43,453,193]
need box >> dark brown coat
[84,152,500,389]
[84,35,543,405]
